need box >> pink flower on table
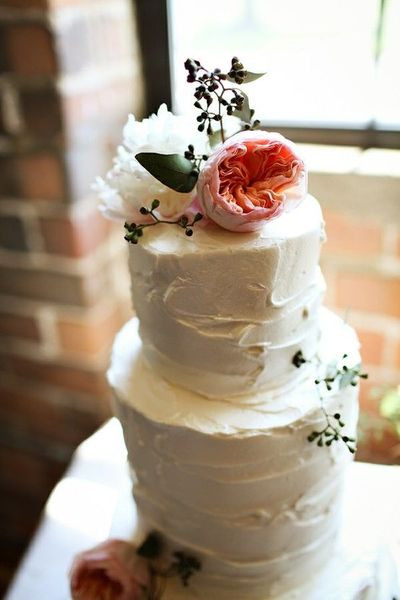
[197,130,306,232]
[69,539,150,600]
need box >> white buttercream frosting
[109,309,360,599]
[107,188,367,598]
[128,194,325,398]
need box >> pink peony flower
[197,130,307,232]
[69,539,150,600]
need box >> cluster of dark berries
[292,350,307,368]
[124,220,144,244]
[177,212,203,237]
[196,111,221,135]
[225,91,245,116]
[184,58,204,82]
[124,199,203,245]
[228,56,248,84]
[172,551,202,587]
[243,116,261,130]
[308,413,356,454]
[184,57,250,137]
[184,144,196,160]
[184,144,208,168]
[314,354,368,392]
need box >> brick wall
[0,0,144,592]
[307,146,400,464]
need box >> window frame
[135,0,400,150]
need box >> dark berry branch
[165,551,201,587]
[135,532,201,597]
[292,350,368,453]
[184,57,260,143]
[183,144,208,171]
[124,199,203,245]
[308,401,357,454]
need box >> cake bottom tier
[108,309,360,599]
[153,538,399,600]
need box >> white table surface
[5,418,400,600]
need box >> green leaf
[243,71,267,83]
[232,91,252,123]
[135,152,198,193]
[226,71,266,84]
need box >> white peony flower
[94,104,209,222]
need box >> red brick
[5,24,57,76]
[357,329,385,366]
[0,25,8,73]
[39,207,112,257]
[4,354,110,396]
[16,153,66,201]
[0,443,64,493]
[1,0,48,7]
[357,379,400,465]
[356,423,400,465]
[20,87,62,138]
[0,84,9,135]
[0,384,101,446]
[394,341,400,370]
[0,264,101,306]
[56,14,89,75]
[63,79,135,129]
[62,81,135,201]
[49,0,93,7]
[0,157,19,197]
[0,491,44,540]
[0,312,40,340]
[336,272,400,318]
[358,377,388,420]
[323,209,382,256]
[57,307,123,354]
[0,214,28,251]
[56,11,132,76]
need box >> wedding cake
[108,197,360,600]
[69,58,377,600]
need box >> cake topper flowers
[197,130,306,233]
[96,56,307,241]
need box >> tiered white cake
[108,194,361,599]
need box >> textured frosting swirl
[109,309,360,599]
[128,194,325,398]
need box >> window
[137,0,400,148]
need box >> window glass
[375,0,400,128]
[168,0,399,130]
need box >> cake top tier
[128,194,325,398]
